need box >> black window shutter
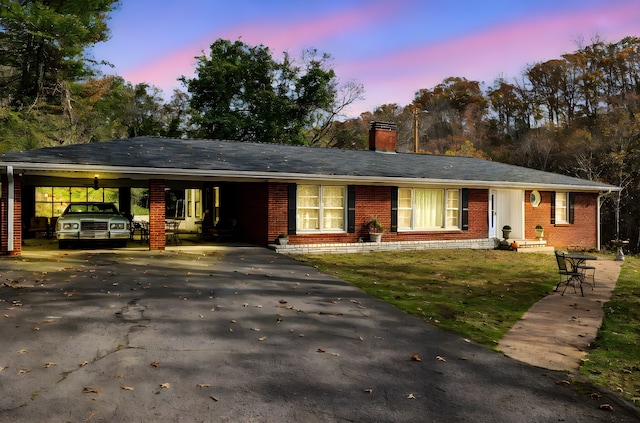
[347,185,356,233]
[461,188,469,230]
[287,184,297,235]
[568,192,575,224]
[550,192,556,224]
[390,186,398,232]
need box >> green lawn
[295,249,640,406]
[295,249,558,347]
[579,256,640,406]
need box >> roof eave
[1,162,620,192]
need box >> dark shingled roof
[0,137,618,191]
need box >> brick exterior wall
[524,190,597,249]
[265,184,489,245]
[267,183,289,243]
[149,179,166,250]
[12,175,21,255]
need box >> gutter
[3,162,621,193]
[597,189,613,251]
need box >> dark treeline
[0,2,638,251]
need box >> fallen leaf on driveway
[407,393,416,399]
[0,366,6,371]
[257,336,266,341]
[599,404,614,411]
[43,362,57,368]
[18,369,30,375]
[317,348,326,353]
[555,379,571,386]
[150,361,159,368]
[18,348,27,354]
[121,386,134,391]
[82,387,100,394]
[160,382,171,389]
[411,354,421,362]
[364,388,373,394]
[197,383,212,388]
[435,355,446,362]
[79,361,89,367]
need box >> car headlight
[110,223,125,230]
[62,223,79,230]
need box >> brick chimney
[369,121,397,153]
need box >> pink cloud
[118,0,640,115]
[119,0,405,93]
[345,1,640,112]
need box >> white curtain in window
[446,189,459,228]
[297,185,320,230]
[322,186,344,230]
[414,189,443,228]
[398,188,413,229]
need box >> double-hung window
[552,191,575,224]
[297,185,345,231]
[555,192,568,224]
[397,188,460,230]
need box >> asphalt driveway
[0,246,637,422]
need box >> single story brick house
[0,122,620,255]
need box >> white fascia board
[5,163,620,193]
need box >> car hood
[59,213,127,220]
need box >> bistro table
[564,252,597,272]
[565,252,597,290]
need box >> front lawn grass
[580,256,640,406]
[295,249,558,348]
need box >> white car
[56,202,131,249]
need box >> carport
[0,149,275,254]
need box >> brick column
[12,175,21,255]
[149,179,166,250]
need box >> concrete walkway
[498,258,622,372]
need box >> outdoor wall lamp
[93,176,99,190]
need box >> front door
[489,189,524,239]
[489,190,497,238]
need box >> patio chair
[554,251,584,296]
[27,217,49,238]
[577,263,596,289]
[165,220,182,245]
[208,218,240,242]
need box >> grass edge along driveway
[294,249,640,407]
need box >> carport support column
[149,179,166,250]
[1,172,21,256]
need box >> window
[397,188,460,230]
[555,192,568,224]
[34,187,119,218]
[297,185,345,231]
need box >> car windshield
[65,203,119,214]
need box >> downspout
[597,189,612,251]
[7,166,14,252]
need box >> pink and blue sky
[91,0,640,116]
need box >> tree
[0,0,119,107]
[181,39,351,145]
